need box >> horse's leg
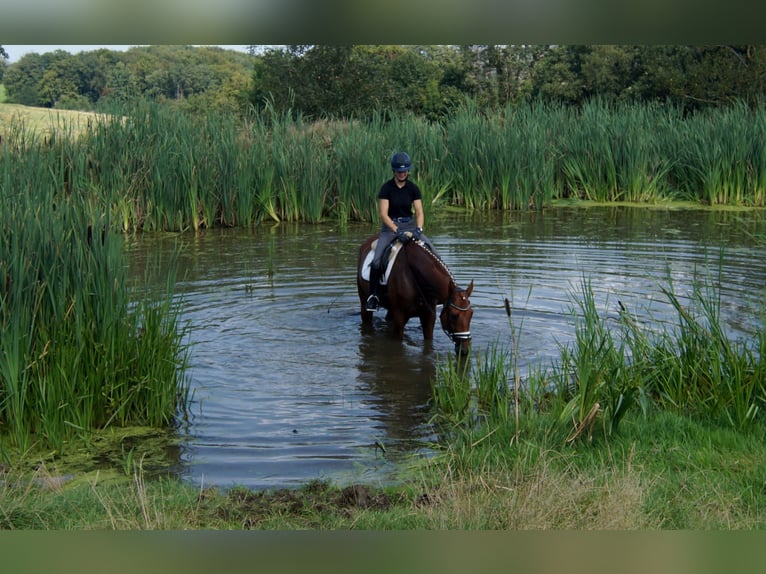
[419,307,436,340]
[388,310,407,340]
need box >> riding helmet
[391,152,412,172]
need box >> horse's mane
[410,240,457,286]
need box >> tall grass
[0,133,189,452]
[430,263,766,446]
[4,99,766,232]
[674,100,766,206]
[644,266,766,428]
[331,113,390,223]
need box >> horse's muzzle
[451,331,472,355]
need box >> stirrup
[365,294,379,311]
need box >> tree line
[0,45,255,114]
[1,45,765,117]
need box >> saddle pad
[361,239,404,285]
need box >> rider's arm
[379,198,398,232]
[413,199,425,230]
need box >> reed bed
[4,99,766,235]
[673,100,766,205]
[0,134,189,452]
[430,264,766,446]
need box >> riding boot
[366,264,382,311]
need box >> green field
[0,100,112,139]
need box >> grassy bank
[1,408,764,529]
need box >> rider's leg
[366,232,390,311]
[366,261,382,311]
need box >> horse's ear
[465,280,474,297]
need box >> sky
[2,45,251,63]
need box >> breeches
[371,222,436,269]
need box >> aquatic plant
[4,99,766,232]
[429,262,766,444]
[0,138,189,451]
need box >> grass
[1,408,764,529]
[0,113,190,452]
[465,264,763,438]
[0,101,113,140]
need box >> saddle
[361,237,411,286]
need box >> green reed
[0,142,189,451]
[506,102,560,209]
[430,354,473,428]
[442,101,494,209]
[552,278,642,440]
[430,261,766,446]
[5,99,766,232]
[609,102,677,202]
[331,114,390,223]
[674,100,766,206]
[642,264,766,428]
[560,100,622,202]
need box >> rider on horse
[366,151,437,311]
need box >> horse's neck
[407,243,454,303]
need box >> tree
[579,45,638,101]
[251,45,456,119]
[0,46,7,83]
[529,46,587,105]
[37,52,92,108]
[3,52,47,106]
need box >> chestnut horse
[357,233,474,355]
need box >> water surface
[129,207,766,489]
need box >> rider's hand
[414,226,423,240]
[395,228,409,243]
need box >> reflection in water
[125,208,766,490]
[355,331,437,446]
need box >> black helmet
[391,152,412,173]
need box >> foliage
[2,46,254,115]
[527,45,766,111]
[251,45,457,120]
[4,44,766,120]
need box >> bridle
[441,295,473,344]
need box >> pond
[128,206,766,490]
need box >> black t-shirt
[377,178,422,219]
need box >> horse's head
[440,280,474,355]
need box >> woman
[366,151,437,311]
